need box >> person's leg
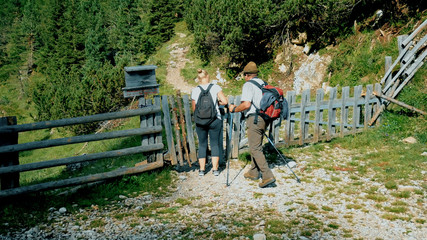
[247,116,274,180]
[196,125,209,171]
[208,119,222,171]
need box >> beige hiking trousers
[246,115,274,180]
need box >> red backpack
[248,80,288,123]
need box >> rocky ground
[1,145,425,240]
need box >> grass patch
[415,219,425,224]
[114,212,132,220]
[307,203,319,211]
[253,192,263,199]
[266,219,286,234]
[327,223,340,229]
[391,191,411,198]
[175,198,192,206]
[322,206,333,211]
[89,219,106,229]
[346,204,363,209]
[385,180,398,190]
[366,194,388,202]
[384,206,407,213]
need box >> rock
[279,64,287,73]
[253,233,266,240]
[58,207,67,214]
[291,32,307,45]
[421,152,427,156]
[293,53,332,95]
[303,43,311,54]
[402,137,417,144]
[119,195,127,199]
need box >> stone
[253,233,266,240]
[402,137,417,144]
[58,207,67,214]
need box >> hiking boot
[199,170,205,176]
[259,177,276,188]
[244,171,260,180]
[213,170,220,176]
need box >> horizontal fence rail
[0,101,164,198]
[0,161,163,198]
[0,126,162,154]
[0,144,164,175]
[0,106,161,134]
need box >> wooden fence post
[162,96,177,165]
[364,84,373,130]
[169,96,184,166]
[314,88,324,143]
[373,83,383,126]
[352,85,363,134]
[0,116,19,190]
[340,87,350,137]
[139,98,149,147]
[176,92,191,167]
[154,96,163,163]
[182,95,197,164]
[285,91,296,146]
[327,87,337,141]
[299,89,310,145]
[145,98,156,163]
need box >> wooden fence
[159,83,384,165]
[0,103,164,198]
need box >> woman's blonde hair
[197,69,209,82]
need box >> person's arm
[217,90,228,106]
[228,101,251,113]
[191,99,196,112]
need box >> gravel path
[2,145,425,239]
[166,33,194,95]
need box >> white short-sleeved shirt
[191,83,222,120]
[240,77,264,117]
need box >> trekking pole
[226,110,233,187]
[264,133,301,183]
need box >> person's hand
[228,104,236,112]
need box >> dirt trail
[165,33,194,95]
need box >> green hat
[243,61,258,74]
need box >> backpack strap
[248,79,266,90]
[248,80,266,124]
[198,83,212,93]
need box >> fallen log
[372,91,426,116]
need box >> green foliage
[327,32,397,87]
[183,0,412,65]
[0,0,180,133]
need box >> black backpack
[194,84,217,126]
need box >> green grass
[0,167,174,234]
